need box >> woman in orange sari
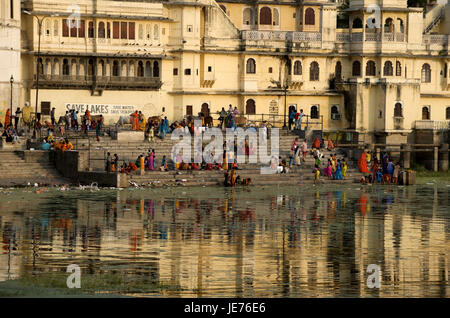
[358,151,370,173]
[130,111,139,131]
[327,138,335,151]
[4,109,11,127]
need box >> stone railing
[242,30,321,42]
[34,74,161,89]
[336,32,350,42]
[423,34,449,45]
[415,120,450,130]
[351,32,363,42]
[383,33,394,42]
[365,32,381,42]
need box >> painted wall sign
[65,103,136,115]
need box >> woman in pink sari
[148,149,155,171]
[323,159,333,178]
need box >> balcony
[415,120,450,131]
[33,74,162,90]
[242,30,322,48]
[336,31,405,43]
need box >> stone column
[376,147,381,162]
[434,146,439,172]
[401,144,411,169]
[439,144,449,172]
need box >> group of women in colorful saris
[130,111,147,131]
[322,154,347,180]
[52,138,74,152]
[358,151,402,184]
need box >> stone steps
[0,150,68,186]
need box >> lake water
[0,183,449,297]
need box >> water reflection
[0,184,449,297]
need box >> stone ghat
[126,169,363,187]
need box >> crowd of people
[358,151,402,184]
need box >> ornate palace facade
[1,0,450,142]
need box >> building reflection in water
[0,185,448,297]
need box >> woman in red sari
[358,151,370,173]
[371,159,379,182]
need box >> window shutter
[113,22,119,39]
[129,22,135,40]
[121,22,128,39]
[62,19,69,37]
[78,20,85,37]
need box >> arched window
[310,61,319,81]
[112,60,119,76]
[394,103,402,117]
[446,107,450,119]
[335,61,342,79]
[62,59,70,75]
[71,59,78,76]
[98,22,105,38]
[243,8,252,26]
[53,58,60,75]
[384,18,394,33]
[37,58,44,75]
[45,58,51,75]
[310,105,319,119]
[88,59,94,76]
[153,61,159,77]
[397,18,404,33]
[293,61,302,75]
[352,61,361,76]
[260,7,272,25]
[137,61,144,77]
[331,105,339,114]
[422,106,430,120]
[145,61,151,77]
[88,21,94,38]
[396,61,402,76]
[352,17,363,28]
[121,61,127,76]
[305,8,315,25]
[246,58,256,74]
[246,99,256,115]
[421,64,431,83]
[331,105,339,119]
[384,61,393,76]
[273,8,279,26]
[366,60,376,76]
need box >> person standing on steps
[219,107,226,129]
[14,107,21,129]
[295,109,304,130]
[96,120,102,141]
[51,108,56,127]
[300,140,308,162]
[106,152,112,173]
[288,108,295,130]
